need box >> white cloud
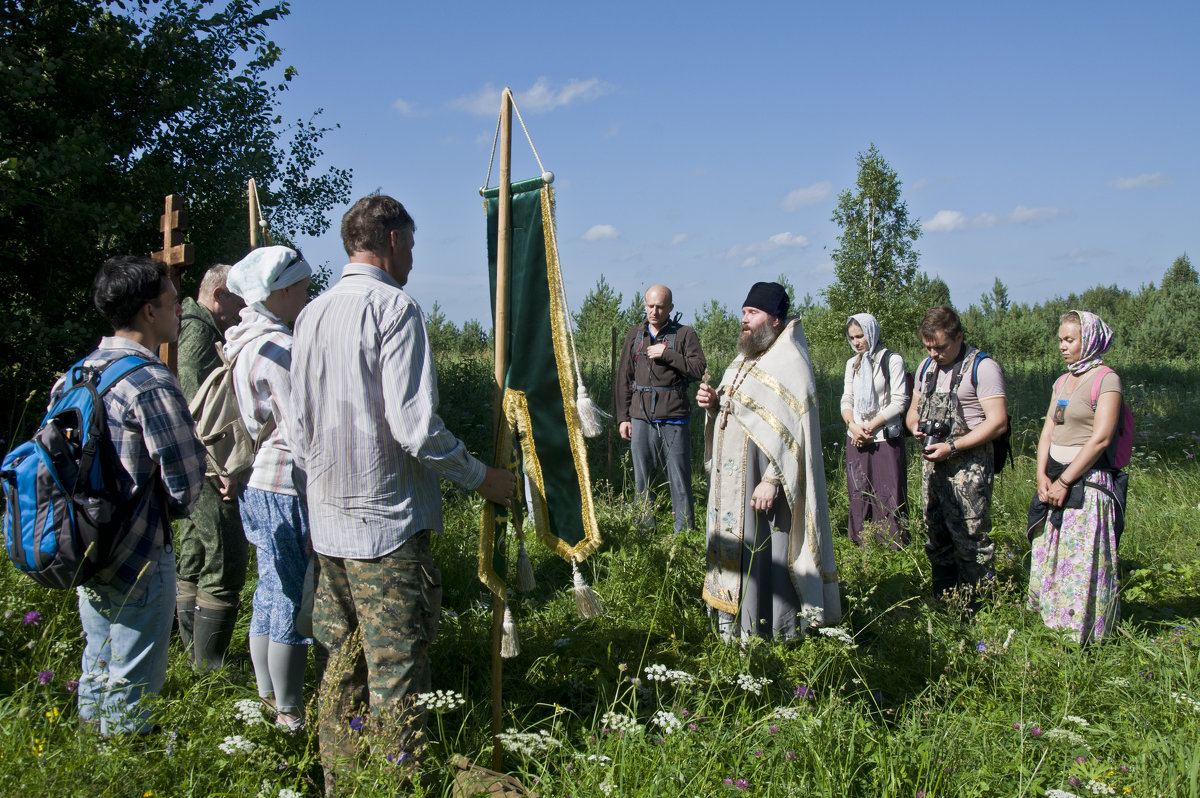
[670,233,689,246]
[925,205,1061,233]
[768,232,809,247]
[781,181,833,211]
[1109,172,1173,190]
[393,98,416,116]
[451,78,612,116]
[724,232,811,265]
[582,224,620,242]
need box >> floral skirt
[1028,468,1120,644]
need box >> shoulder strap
[1089,366,1115,410]
[1053,373,1068,393]
[917,356,934,384]
[970,350,989,388]
[86,355,153,396]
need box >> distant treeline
[424,254,1196,370]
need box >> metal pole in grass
[489,87,514,771]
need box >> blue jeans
[240,486,312,646]
[78,547,176,735]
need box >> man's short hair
[93,255,168,330]
[919,305,963,340]
[341,193,416,257]
[198,263,232,301]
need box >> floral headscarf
[1067,309,1113,376]
[847,313,881,418]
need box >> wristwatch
[948,440,957,455]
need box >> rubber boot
[193,606,239,672]
[176,601,196,663]
[930,563,960,600]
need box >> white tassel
[501,606,520,659]
[572,558,604,619]
[575,382,609,438]
[516,539,536,592]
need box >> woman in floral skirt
[1029,310,1123,644]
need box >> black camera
[918,419,952,448]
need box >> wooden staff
[152,194,194,374]
[248,178,262,249]
[490,86,514,771]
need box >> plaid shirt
[54,338,206,599]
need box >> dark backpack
[2,355,152,589]
[918,349,1014,473]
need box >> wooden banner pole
[490,87,514,772]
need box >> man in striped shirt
[73,255,206,735]
[291,193,514,790]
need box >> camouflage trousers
[313,531,442,795]
[175,477,248,608]
[921,442,995,591]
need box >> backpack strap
[66,354,152,395]
[1089,366,1115,410]
[1053,373,1068,393]
[969,350,990,388]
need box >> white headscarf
[847,313,882,419]
[227,245,312,314]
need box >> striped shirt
[225,307,298,495]
[290,263,486,558]
[54,338,206,599]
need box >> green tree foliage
[819,143,922,345]
[692,299,740,359]
[425,301,461,356]
[572,275,640,361]
[0,0,351,436]
[1161,253,1197,292]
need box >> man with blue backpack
[63,256,205,735]
[905,306,1009,603]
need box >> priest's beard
[737,322,779,357]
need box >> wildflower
[599,783,615,796]
[279,790,302,798]
[644,664,696,686]
[1046,791,1080,798]
[218,735,257,755]
[497,728,562,757]
[166,730,177,757]
[917,792,925,798]
[1045,728,1087,746]
[724,778,733,786]
[386,751,407,764]
[785,750,796,761]
[583,754,612,763]
[37,670,53,685]
[1075,755,1088,764]
[1030,725,1043,737]
[753,749,763,757]
[144,792,154,797]
[412,689,467,713]
[1063,715,1090,727]
[65,679,78,693]
[349,716,365,731]
[1086,780,1116,795]
[795,684,812,699]
[688,723,697,731]
[733,673,771,695]
[600,712,641,734]
[1013,722,1022,730]
[976,641,987,653]
[768,724,779,735]
[736,778,749,791]
[45,708,59,722]
[651,710,682,735]
[1003,629,1016,649]
[22,610,41,626]
[232,699,267,725]
[816,626,856,646]
[773,706,801,721]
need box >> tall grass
[1,357,1198,796]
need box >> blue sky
[271,1,1197,327]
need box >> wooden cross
[151,194,194,373]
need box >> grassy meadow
[2,345,1199,797]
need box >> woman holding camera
[1029,310,1123,644]
[840,313,910,547]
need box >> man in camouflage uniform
[906,306,1008,599]
[290,193,514,793]
[175,263,246,669]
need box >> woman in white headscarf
[224,245,313,730]
[839,313,910,548]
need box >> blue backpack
[2,354,152,589]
